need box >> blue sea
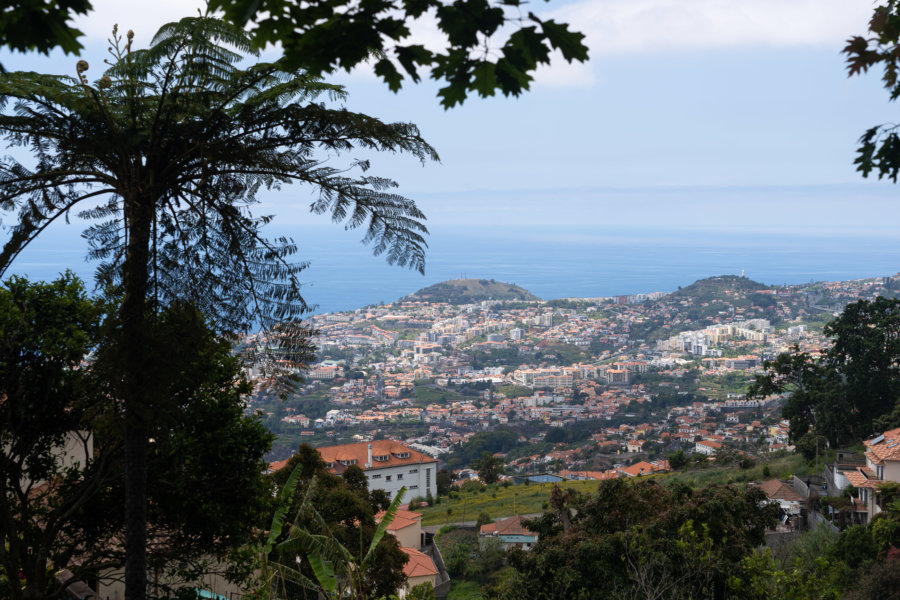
[8,223,900,315]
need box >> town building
[479,515,538,551]
[316,440,438,499]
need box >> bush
[476,512,493,528]
[461,479,484,493]
[407,582,436,600]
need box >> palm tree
[0,16,436,599]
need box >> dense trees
[267,445,409,599]
[485,479,778,600]
[749,297,900,447]
[0,276,274,600]
[0,15,438,598]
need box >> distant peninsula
[671,275,771,301]
[402,278,541,304]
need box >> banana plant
[256,460,407,600]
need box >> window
[409,469,418,474]
[410,485,418,490]
[426,468,431,489]
[385,475,392,482]
[371,474,382,479]
[397,474,403,480]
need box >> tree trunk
[122,194,153,600]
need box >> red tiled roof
[845,468,881,489]
[376,508,422,531]
[400,547,438,578]
[479,515,535,537]
[316,440,436,472]
[758,479,803,502]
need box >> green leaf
[540,19,590,62]
[363,485,406,566]
[471,61,497,97]
[266,460,305,554]
[307,552,338,592]
[375,58,404,92]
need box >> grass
[446,579,484,600]
[418,479,599,526]
[660,453,805,488]
[419,454,809,526]
[413,385,468,406]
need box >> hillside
[631,275,780,341]
[671,275,770,301]
[403,279,541,304]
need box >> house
[694,440,722,456]
[380,508,426,549]
[840,427,900,522]
[625,440,644,453]
[317,440,438,499]
[400,548,439,597]
[618,460,669,478]
[479,515,538,551]
[757,479,803,519]
[376,508,450,599]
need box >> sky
[2,1,900,306]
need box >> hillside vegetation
[671,274,771,301]
[403,279,540,304]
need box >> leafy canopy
[749,297,900,447]
[845,1,900,180]
[0,16,437,342]
[212,0,590,108]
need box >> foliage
[845,1,900,181]
[0,16,437,599]
[445,427,519,470]
[486,479,778,600]
[472,452,505,485]
[407,582,437,600]
[265,447,408,599]
[749,298,900,446]
[668,449,689,471]
[0,273,109,600]
[437,468,453,495]
[405,279,539,303]
[0,0,90,68]
[0,277,274,600]
[210,0,589,109]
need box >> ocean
[8,223,900,315]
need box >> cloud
[67,0,870,90]
[546,0,873,56]
[72,0,207,46]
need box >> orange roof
[758,479,803,502]
[619,461,662,477]
[697,440,722,449]
[400,547,438,578]
[268,458,290,473]
[316,440,436,472]
[376,508,422,531]
[865,427,900,464]
[846,468,881,489]
[479,515,535,537]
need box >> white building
[317,440,438,499]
